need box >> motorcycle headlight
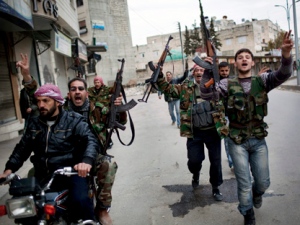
[6,196,36,219]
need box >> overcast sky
[127,0,300,46]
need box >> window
[225,38,232,46]
[153,51,159,56]
[140,53,145,58]
[237,36,247,44]
[79,20,88,35]
[76,0,83,7]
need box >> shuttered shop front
[0,35,16,124]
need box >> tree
[266,31,286,51]
[183,26,192,56]
[209,19,222,51]
[183,22,202,56]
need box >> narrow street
[1,87,300,225]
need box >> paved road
[1,87,300,225]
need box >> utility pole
[292,0,300,85]
[178,22,184,73]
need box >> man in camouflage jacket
[87,76,123,148]
[198,31,293,225]
[66,77,126,225]
[157,65,228,201]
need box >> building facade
[76,0,136,87]
[0,0,80,141]
[133,18,283,82]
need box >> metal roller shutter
[0,37,16,124]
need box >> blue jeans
[68,175,94,221]
[168,100,180,126]
[187,128,222,187]
[228,137,270,215]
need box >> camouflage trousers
[95,155,118,208]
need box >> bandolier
[227,76,269,144]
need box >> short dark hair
[234,48,254,61]
[218,61,229,69]
[68,77,87,90]
[166,71,173,75]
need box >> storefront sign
[92,20,105,30]
[51,30,71,57]
[31,0,58,19]
[76,38,87,62]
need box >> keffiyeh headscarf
[34,83,65,105]
[94,76,104,85]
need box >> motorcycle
[0,167,99,225]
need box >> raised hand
[281,30,294,59]
[16,53,31,82]
[258,66,270,75]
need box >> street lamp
[275,0,300,31]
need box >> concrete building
[133,18,283,81]
[0,0,80,141]
[76,0,136,87]
[218,19,280,56]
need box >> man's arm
[16,53,31,83]
[174,69,189,84]
[73,118,99,177]
[261,31,294,92]
[157,76,181,99]
[0,132,33,178]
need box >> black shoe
[212,188,223,201]
[252,189,262,209]
[244,208,256,225]
[192,179,199,189]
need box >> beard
[39,104,58,120]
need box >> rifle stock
[138,35,173,103]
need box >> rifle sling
[108,85,135,148]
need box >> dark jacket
[19,88,38,119]
[5,108,98,180]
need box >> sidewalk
[279,75,300,91]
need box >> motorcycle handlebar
[0,173,19,186]
[54,167,90,176]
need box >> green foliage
[209,19,222,51]
[183,26,192,56]
[266,31,285,51]
[183,22,202,56]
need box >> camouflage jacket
[226,76,269,144]
[157,77,227,138]
[87,86,127,147]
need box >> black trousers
[186,128,223,187]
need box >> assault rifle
[104,58,137,156]
[138,35,173,103]
[192,0,219,88]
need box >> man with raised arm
[198,31,293,225]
